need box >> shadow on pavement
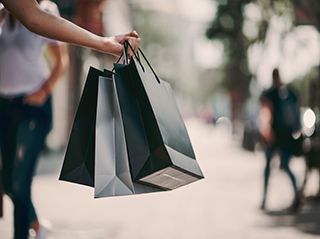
[264,197,320,235]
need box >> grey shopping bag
[59,67,136,197]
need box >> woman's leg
[1,98,51,239]
[0,102,20,217]
[0,101,32,239]
[11,115,48,238]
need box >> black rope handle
[137,48,161,84]
[125,41,161,84]
[111,52,124,72]
[111,42,140,72]
[124,41,145,72]
[113,41,161,84]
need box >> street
[1,119,320,239]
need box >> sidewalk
[1,119,319,239]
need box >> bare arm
[1,0,140,56]
[43,43,69,94]
[24,42,69,106]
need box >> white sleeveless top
[0,1,59,97]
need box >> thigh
[12,107,51,189]
[0,104,20,192]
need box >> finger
[130,38,141,55]
[129,37,141,49]
[119,36,132,44]
[127,38,138,57]
[125,31,139,38]
[134,37,141,51]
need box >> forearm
[2,0,106,51]
[2,0,140,56]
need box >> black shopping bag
[59,67,103,187]
[113,44,204,190]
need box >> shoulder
[261,88,273,99]
[39,0,60,16]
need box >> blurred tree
[205,0,295,129]
[293,0,320,111]
[293,0,320,27]
[206,0,254,130]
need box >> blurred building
[130,0,218,104]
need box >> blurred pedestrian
[259,68,301,211]
[0,0,140,56]
[0,1,68,238]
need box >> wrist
[41,83,51,96]
[93,35,108,52]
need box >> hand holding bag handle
[111,41,141,71]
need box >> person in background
[0,0,140,56]
[259,68,301,211]
[0,1,68,238]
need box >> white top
[0,1,59,97]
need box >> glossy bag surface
[114,49,204,190]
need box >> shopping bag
[113,43,204,190]
[60,66,161,197]
[59,67,102,187]
[94,71,136,197]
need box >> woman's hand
[100,31,141,57]
[2,0,141,56]
[23,87,49,106]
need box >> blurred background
[43,0,320,150]
[2,0,320,238]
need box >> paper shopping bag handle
[125,41,161,84]
[111,41,143,72]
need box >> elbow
[20,13,41,34]
[19,6,47,36]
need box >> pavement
[1,119,320,239]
